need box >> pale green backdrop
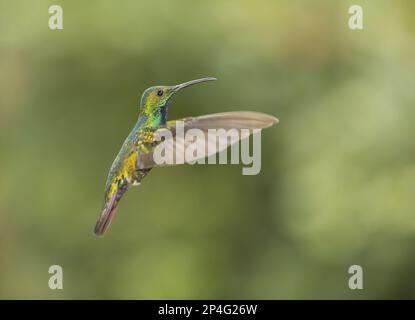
[0,0,414,299]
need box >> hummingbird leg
[132,168,152,186]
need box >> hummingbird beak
[173,77,217,92]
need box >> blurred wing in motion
[136,111,278,169]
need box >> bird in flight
[95,78,278,236]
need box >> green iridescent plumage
[95,78,278,236]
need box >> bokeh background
[0,0,414,299]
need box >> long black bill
[173,77,217,92]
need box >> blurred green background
[0,0,414,299]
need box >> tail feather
[94,189,119,236]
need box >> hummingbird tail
[94,189,119,236]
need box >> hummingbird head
[138,77,217,121]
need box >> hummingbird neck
[139,107,168,128]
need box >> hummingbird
[94,77,278,236]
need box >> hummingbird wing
[135,111,278,169]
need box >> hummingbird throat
[143,106,168,128]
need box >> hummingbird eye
[156,89,164,97]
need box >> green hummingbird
[95,77,278,236]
